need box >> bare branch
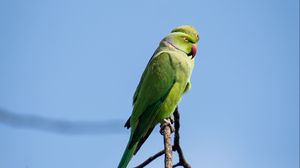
[162,120,173,168]
[135,107,192,168]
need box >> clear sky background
[0,0,299,168]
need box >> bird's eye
[183,37,189,42]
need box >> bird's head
[162,25,199,59]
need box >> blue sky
[0,0,299,168]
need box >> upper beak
[191,44,197,59]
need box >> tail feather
[118,142,138,168]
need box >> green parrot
[118,25,199,168]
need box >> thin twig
[133,149,165,168]
[172,107,191,168]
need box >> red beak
[191,44,197,59]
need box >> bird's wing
[124,53,157,129]
[128,52,178,151]
[132,52,157,105]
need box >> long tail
[117,141,138,168]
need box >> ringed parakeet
[118,25,199,168]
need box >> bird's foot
[169,115,174,124]
[160,118,175,135]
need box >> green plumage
[118,25,199,168]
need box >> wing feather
[126,52,177,153]
[130,52,175,130]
